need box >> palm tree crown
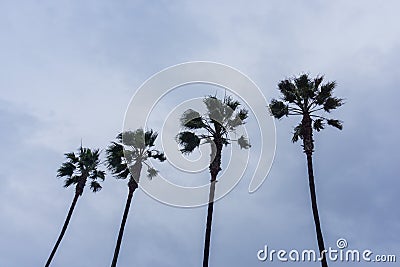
[269,74,343,146]
[58,146,105,194]
[177,95,250,158]
[106,129,166,185]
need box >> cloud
[0,0,399,266]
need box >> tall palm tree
[106,129,166,267]
[269,74,344,267]
[45,146,105,267]
[177,95,251,267]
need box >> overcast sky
[1,1,399,266]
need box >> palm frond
[106,142,130,179]
[115,169,130,180]
[313,119,325,132]
[292,123,304,143]
[57,162,76,177]
[323,97,343,112]
[278,79,297,103]
[116,132,123,143]
[269,99,289,119]
[148,150,167,162]
[87,149,101,168]
[145,129,158,147]
[64,176,79,188]
[108,141,124,156]
[227,108,248,129]
[180,109,206,129]
[177,131,200,154]
[147,167,158,180]
[65,152,78,163]
[238,108,248,121]
[90,181,102,192]
[224,96,240,111]
[106,143,124,167]
[316,81,335,105]
[204,96,224,123]
[327,119,343,130]
[222,96,239,119]
[294,74,310,90]
[295,74,315,99]
[237,135,251,149]
[313,75,324,91]
[90,169,106,181]
[222,138,230,146]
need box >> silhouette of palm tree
[106,129,165,267]
[45,146,105,267]
[177,95,251,267]
[269,74,344,267]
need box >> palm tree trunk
[302,114,328,267]
[203,138,222,267]
[111,186,136,267]
[203,173,217,267]
[306,152,328,267]
[45,192,80,267]
[111,161,141,267]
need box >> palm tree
[45,146,105,267]
[106,129,166,267]
[177,95,251,267]
[269,74,344,267]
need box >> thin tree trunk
[111,186,136,267]
[302,114,328,267]
[203,136,222,267]
[203,173,217,267]
[111,161,141,267]
[306,152,328,267]
[45,192,80,267]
